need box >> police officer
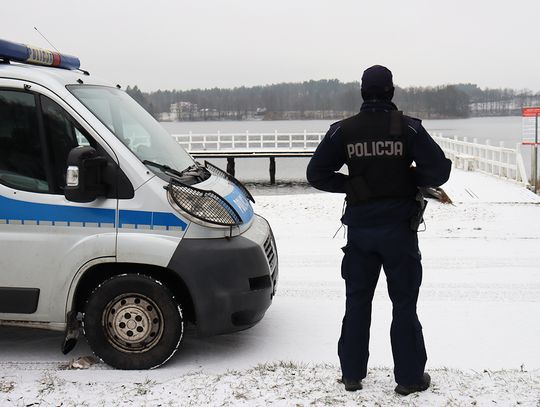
[306,65,451,395]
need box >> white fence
[432,133,528,185]
[171,131,529,185]
[171,131,325,151]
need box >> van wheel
[83,274,183,370]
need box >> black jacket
[306,100,451,226]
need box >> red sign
[522,107,540,117]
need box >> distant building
[170,101,199,121]
[470,96,540,117]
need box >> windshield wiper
[143,160,188,179]
[143,160,209,182]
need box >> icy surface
[1,169,539,406]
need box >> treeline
[393,85,470,118]
[126,80,540,121]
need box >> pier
[172,131,323,184]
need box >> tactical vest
[341,111,417,203]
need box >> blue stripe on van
[118,210,152,227]
[118,210,186,230]
[0,195,186,230]
[0,194,115,225]
[152,212,187,229]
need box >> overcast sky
[2,0,540,92]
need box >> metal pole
[227,157,235,177]
[499,141,504,178]
[269,157,276,185]
[534,114,538,193]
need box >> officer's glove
[419,186,453,204]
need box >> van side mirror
[64,146,107,203]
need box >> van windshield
[68,85,194,173]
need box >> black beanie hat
[361,65,394,101]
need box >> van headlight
[166,180,242,227]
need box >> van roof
[0,39,119,91]
[0,60,115,91]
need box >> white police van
[0,39,278,369]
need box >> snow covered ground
[1,169,539,406]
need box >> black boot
[394,373,431,396]
[341,377,363,392]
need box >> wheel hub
[102,294,164,353]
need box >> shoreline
[159,113,521,124]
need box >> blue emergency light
[0,38,80,70]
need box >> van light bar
[0,38,80,70]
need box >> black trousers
[338,222,427,386]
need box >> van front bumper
[167,215,278,336]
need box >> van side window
[41,96,93,193]
[0,90,49,193]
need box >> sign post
[522,107,540,193]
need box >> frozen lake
[160,116,524,146]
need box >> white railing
[171,131,325,151]
[171,131,529,185]
[432,133,528,185]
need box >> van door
[0,87,117,325]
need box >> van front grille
[264,234,277,273]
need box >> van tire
[83,274,183,370]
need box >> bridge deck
[190,149,314,158]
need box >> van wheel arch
[72,263,196,324]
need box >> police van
[0,39,278,369]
